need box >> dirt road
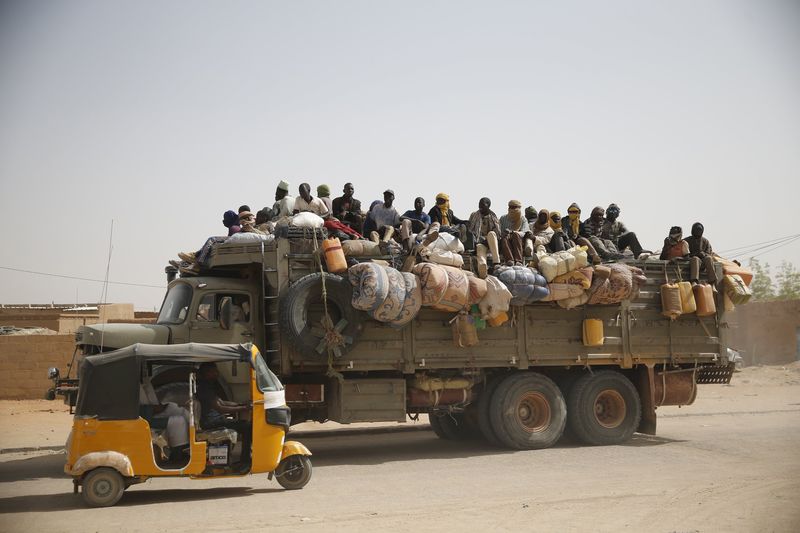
[1,364,798,532]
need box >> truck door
[188,292,254,346]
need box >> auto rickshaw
[65,342,312,507]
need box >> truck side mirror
[219,297,232,330]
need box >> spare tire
[280,273,365,359]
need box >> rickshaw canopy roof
[75,343,253,420]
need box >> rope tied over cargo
[312,230,344,382]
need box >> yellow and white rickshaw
[65,342,311,507]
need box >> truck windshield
[255,353,283,393]
[157,284,193,325]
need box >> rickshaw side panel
[67,417,206,477]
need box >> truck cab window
[195,293,251,324]
[157,284,193,325]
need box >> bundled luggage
[477,275,513,322]
[495,265,549,306]
[348,263,423,327]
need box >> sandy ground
[0,363,798,532]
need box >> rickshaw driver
[197,362,252,466]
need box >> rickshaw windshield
[254,353,283,393]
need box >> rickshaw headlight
[48,367,60,380]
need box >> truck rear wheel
[489,373,566,450]
[566,370,641,446]
[280,273,364,359]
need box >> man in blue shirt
[400,197,433,251]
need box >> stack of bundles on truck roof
[341,239,381,257]
[412,263,471,313]
[348,262,422,328]
[494,265,549,306]
[537,246,589,282]
[423,233,466,268]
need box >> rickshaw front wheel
[275,455,312,490]
[82,467,125,507]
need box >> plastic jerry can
[582,318,604,347]
[660,283,683,320]
[693,283,717,317]
[677,281,696,314]
[487,311,509,327]
[322,237,348,274]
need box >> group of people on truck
[171,180,717,284]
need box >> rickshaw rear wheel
[82,467,125,507]
[275,455,312,490]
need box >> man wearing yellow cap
[427,193,468,244]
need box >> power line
[717,233,800,255]
[0,265,163,289]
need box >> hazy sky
[1,1,798,310]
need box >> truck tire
[280,273,364,359]
[489,372,566,450]
[566,370,641,446]
[476,377,506,447]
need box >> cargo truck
[49,236,737,450]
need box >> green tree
[775,261,800,300]
[748,258,775,301]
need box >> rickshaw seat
[193,400,238,444]
[196,428,238,444]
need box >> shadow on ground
[0,486,284,513]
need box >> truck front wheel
[566,370,642,446]
[489,373,566,450]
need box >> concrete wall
[0,335,75,400]
[727,299,800,366]
[0,303,136,334]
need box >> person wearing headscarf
[684,222,717,283]
[547,211,567,252]
[498,200,531,265]
[467,197,502,278]
[659,226,690,261]
[562,203,601,263]
[239,210,266,235]
[317,184,333,215]
[530,208,554,255]
[601,203,646,259]
[223,210,241,236]
[427,192,468,244]
[582,206,623,260]
[331,182,364,234]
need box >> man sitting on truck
[684,222,717,284]
[400,196,433,252]
[294,183,330,218]
[427,193,468,244]
[331,182,364,234]
[582,206,623,261]
[272,180,295,219]
[369,189,402,243]
[498,200,531,265]
[601,203,647,259]
[467,197,501,277]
